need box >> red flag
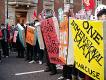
[83,0,95,11]
[32,10,37,19]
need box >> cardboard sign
[59,18,68,64]
[69,19,104,80]
[26,26,36,46]
[41,17,64,64]
[35,22,44,49]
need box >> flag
[32,10,37,19]
[82,0,95,11]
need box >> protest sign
[26,26,36,46]
[35,22,44,49]
[41,17,64,64]
[69,19,104,80]
[59,17,68,64]
[17,24,25,47]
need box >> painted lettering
[75,61,100,80]
[71,20,103,66]
[83,21,103,45]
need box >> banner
[35,22,44,49]
[59,17,68,64]
[26,26,36,46]
[69,19,104,80]
[41,17,64,64]
[17,24,25,47]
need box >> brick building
[0,0,5,24]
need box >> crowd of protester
[0,8,106,80]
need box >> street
[0,52,61,80]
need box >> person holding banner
[40,9,58,75]
[25,23,32,62]
[16,33,24,58]
[34,13,45,64]
[26,11,41,64]
[44,48,57,75]
[26,24,37,64]
[57,13,73,80]
[34,31,44,64]
[28,12,44,64]
[16,24,25,58]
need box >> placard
[69,19,104,80]
[26,26,36,46]
[17,24,26,47]
[59,17,68,64]
[35,23,44,49]
[41,17,64,64]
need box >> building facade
[0,0,5,24]
[6,0,37,25]
[5,0,106,25]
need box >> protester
[16,24,25,58]
[28,15,39,64]
[25,22,36,62]
[8,25,15,53]
[44,48,57,75]
[1,23,9,58]
[27,43,35,63]
[57,12,73,80]
[12,25,18,53]
[40,9,58,75]
[97,9,106,20]
[35,13,45,64]
[25,23,32,62]
[28,15,44,64]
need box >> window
[96,0,102,7]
